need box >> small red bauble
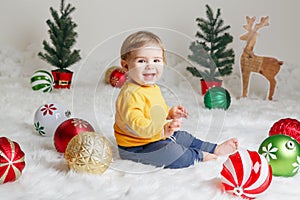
[0,137,25,184]
[54,118,95,153]
[105,66,119,84]
[110,68,127,88]
[269,118,300,144]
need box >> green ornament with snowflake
[258,134,300,177]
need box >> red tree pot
[51,70,73,89]
[200,79,222,95]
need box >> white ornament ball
[33,103,71,137]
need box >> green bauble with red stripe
[30,70,54,92]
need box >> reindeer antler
[240,16,270,42]
[254,16,270,31]
[242,16,269,32]
[243,16,256,31]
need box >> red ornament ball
[269,118,300,143]
[220,149,272,199]
[54,118,95,153]
[0,137,25,184]
[105,66,119,84]
[110,68,127,88]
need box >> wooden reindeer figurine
[240,16,283,100]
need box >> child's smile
[143,71,156,81]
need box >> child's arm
[167,105,189,120]
[120,96,168,138]
[126,106,166,138]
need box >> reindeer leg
[261,57,281,100]
[267,78,276,100]
[241,68,251,98]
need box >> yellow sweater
[114,82,168,147]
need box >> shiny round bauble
[65,132,113,175]
[105,66,119,84]
[258,134,300,177]
[269,118,300,144]
[30,70,54,92]
[33,103,71,137]
[0,137,25,184]
[204,86,231,110]
[110,68,127,88]
[54,118,95,153]
[221,149,272,199]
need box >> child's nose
[145,63,154,70]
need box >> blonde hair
[120,31,166,63]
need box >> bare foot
[214,138,238,156]
[203,152,218,162]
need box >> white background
[0,0,299,66]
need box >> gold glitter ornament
[65,132,112,174]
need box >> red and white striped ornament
[0,137,25,184]
[220,149,272,199]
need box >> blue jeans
[118,131,217,169]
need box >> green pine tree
[38,0,81,72]
[187,4,235,81]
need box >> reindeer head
[240,16,270,42]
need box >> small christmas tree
[38,0,81,72]
[187,4,235,81]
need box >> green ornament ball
[30,70,54,92]
[204,87,231,110]
[258,134,300,177]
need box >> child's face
[122,45,164,86]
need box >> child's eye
[154,59,162,63]
[137,59,146,63]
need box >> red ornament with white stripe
[220,149,272,199]
[0,137,25,184]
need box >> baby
[113,31,238,168]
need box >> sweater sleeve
[120,92,167,138]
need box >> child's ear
[121,59,128,72]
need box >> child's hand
[163,118,182,138]
[167,105,189,119]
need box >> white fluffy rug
[1,47,300,200]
